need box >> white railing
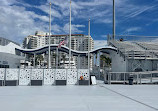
[0,68,89,86]
[105,71,158,84]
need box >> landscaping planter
[79,80,89,85]
[56,80,66,85]
[0,80,3,86]
[5,80,18,86]
[31,80,43,86]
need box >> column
[24,53,26,68]
[77,55,80,69]
[56,47,58,69]
[99,51,101,80]
[34,53,36,68]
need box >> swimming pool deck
[0,81,158,111]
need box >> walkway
[0,82,157,111]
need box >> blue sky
[0,0,158,48]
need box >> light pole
[113,0,115,40]
[48,2,51,69]
[69,0,72,69]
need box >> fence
[105,71,158,84]
[107,35,158,42]
[0,68,89,86]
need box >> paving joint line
[99,84,158,111]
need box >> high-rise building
[23,31,94,68]
[23,31,48,49]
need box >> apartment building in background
[23,31,94,69]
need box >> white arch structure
[16,44,117,56]
[16,45,119,71]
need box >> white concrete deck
[0,82,158,111]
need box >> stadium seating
[136,42,158,50]
[110,40,158,59]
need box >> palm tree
[36,55,44,66]
[106,57,111,67]
[100,55,106,69]
[100,55,112,68]
[52,53,57,67]
[61,54,66,64]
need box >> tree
[106,57,111,67]
[61,54,66,64]
[52,53,57,67]
[100,55,106,68]
[100,55,112,68]
[36,55,44,66]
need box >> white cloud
[52,24,62,34]
[126,27,141,33]
[101,35,107,39]
[124,5,156,19]
[0,3,49,42]
[52,0,83,16]
[94,40,107,49]
[0,0,157,45]
[0,0,17,6]
[63,23,85,34]
[0,0,86,43]
[37,5,62,19]
[96,18,112,24]
[77,0,113,7]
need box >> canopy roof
[16,44,117,56]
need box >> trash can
[128,77,133,85]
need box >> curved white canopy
[16,44,117,56]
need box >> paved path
[0,83,158,111]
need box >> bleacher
[107,34,158,59]
[113,41,144,52]
[136,42,158,50]
[111,40,158,59]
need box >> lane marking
[99,84,158,111]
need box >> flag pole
[88,19,90,72]
[113,0,115,40]
[48,2,51,69]
[69,0,72,69]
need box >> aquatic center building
[1,34,158,73]
[0,37,24,68]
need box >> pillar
[34,53,36,68]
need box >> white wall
[0,42,24,68]
[0,52,24,68]
[110,51,127,72]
